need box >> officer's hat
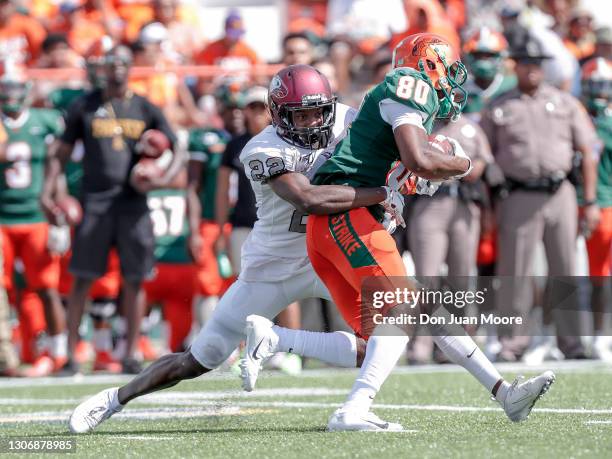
[509,33,553,62]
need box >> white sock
[49,333,67,359]
[433,333,509,399]
[273,326,357,368]
[342,324,409,414]
[93,328,113,352]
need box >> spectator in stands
[129,22,204,128]
[32,33,83,103]
[152,0,204,63]
[0,0,46,65]
[313,59,339,93]
[563,7,595,61]
[48,0,121,56]
[282,32,314,66]
[194,9,260,71]
[114,0,155,43]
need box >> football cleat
[501,370,556,422]
[240,315,279,392]
[69,387,123,433]
[327,409,404,432]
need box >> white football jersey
[239,103,356,281]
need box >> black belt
[506,174,567,194]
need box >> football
[130,150,173,193]
[55,195,83,226]
[136,129,171,158]
[428,134,455,156]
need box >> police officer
[480,34,600,361]
[41,46,185,374]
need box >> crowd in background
[0,0,610,377]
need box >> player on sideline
[67,64,408,433]
[243,33,555,431]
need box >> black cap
[510,33,553,61]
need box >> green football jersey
[0,109,64,225]
[464,74,516,115]
[148,188,191,264]
[313,67,439,189]
[188,128,230,221]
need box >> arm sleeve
[60,99,84,146]
[379,98,427,131]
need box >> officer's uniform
[480,40,596,359]
[409,117,493,277]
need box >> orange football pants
[1,223,60,291]
[584,206,612,277]
[196,221,234,296]
[306,208,408,338]
[143,263,196,352]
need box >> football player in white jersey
[68,65,407,433]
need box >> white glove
[381,186,405,229]
[446,137,473,179]
[47,225,70,255]
[415,177,442,196]
[381,212,399,234]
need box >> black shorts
[69,206,155,282]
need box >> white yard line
[2,393,612,425]
[0,360,608,389]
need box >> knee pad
[89,298,117,322]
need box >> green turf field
[0,362,611,458]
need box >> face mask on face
[471,58,501,80]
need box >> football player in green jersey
[307,33,555,431]
[0,66,68,375]
[462,27,517,120]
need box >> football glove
[381,186,405,230]
[47,224,70,255]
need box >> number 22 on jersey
[395,75,430,105]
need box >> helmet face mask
[431,55,468,121]
[269,65,337,150]
[581,57,612,116]
[274,99,336,150]
[0,79,31,116]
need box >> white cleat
[240,315,279,392]
[501,371,556,422]
[592,338,612,363]
[327,409,404,432]
[69,387,123,433]
[522,339,564,366]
